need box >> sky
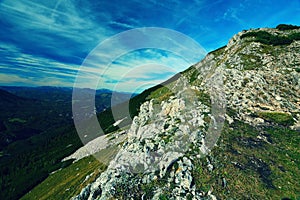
[0,0,300,93]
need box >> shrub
[289,32,300,41]
[240,30,300,46]
[276,24,300,31]
[240,31,293,46]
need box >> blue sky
[0,0,299,92]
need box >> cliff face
[72,26,300,200]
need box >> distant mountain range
[0,86,135,109]
[0,86,134,147]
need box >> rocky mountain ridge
[70,26,300,200]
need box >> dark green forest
[0,87,133,200]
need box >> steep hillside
[0,88,30,105]
[24,25,300,200]
[0,89,45,146]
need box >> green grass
[20,144,119,200]
[192,120,300,199]
[21,156,106,200]
[147,86,174,102]
[208,45,227,57]
[257,111,294,126]
[8,118,27,123]
[194,89,211,106]
[239,53,262,70]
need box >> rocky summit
[25,25,300,200]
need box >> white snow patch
[113,117,127,126]
[62,134,109,162]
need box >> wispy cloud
[0,0,112,63]
[1,0,299,92]
[0,43,79,86]
[109,21,138,30]
[74,48,193,92]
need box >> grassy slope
[21,156,105,200]
[106,114,300,199]
[20,145,120,200]
[192,119,300,199]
